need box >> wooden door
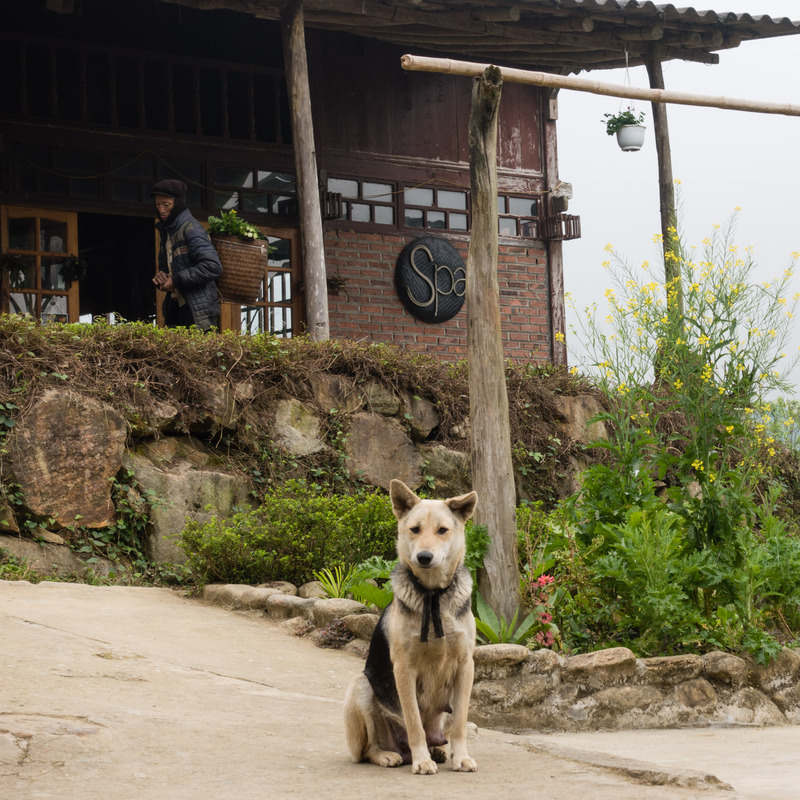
[1,206,79,323]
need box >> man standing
[152,179,222,331]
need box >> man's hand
[153,273,174,292]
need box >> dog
[344,479,479,775]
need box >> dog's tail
[343,676,370,763]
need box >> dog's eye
[410,525,421,534]
[437,526,448,535]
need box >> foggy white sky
[556,1,800,391]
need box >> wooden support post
[544,89,567,365]
[644,44,683,316]
[467,65,520,624]
[281,0,329,340]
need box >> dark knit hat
[151,179,187,199]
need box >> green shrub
[179,480,398,586]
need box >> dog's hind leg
[344,676,403,768]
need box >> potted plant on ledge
[603,108,646,152]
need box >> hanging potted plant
[603,108,646,152]
[206,209,273,305]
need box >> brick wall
[324,228,551,364]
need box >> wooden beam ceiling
[158,0,800,73]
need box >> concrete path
[0,580,793,800]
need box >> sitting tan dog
[344,479,479,774]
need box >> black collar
[407,570,449,642]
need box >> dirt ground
[2,579,798,800]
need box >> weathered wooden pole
[467,65,520,623]
[281,0,329,340]
[401,54,800,118]
[644,44,684,317]
[543,89,568,365]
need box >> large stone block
[124,436,252,565]
[272,398,327,456]
[344,413,423,490]
[8,389,126,528]
[562,647,637,691]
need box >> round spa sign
[395,236,466,324]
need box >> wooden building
[2,0,798,363]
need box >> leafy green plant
[207,209,266,241]
[179,481,398,586]
[560,206,800,660]
[603,108,645,135]
[474,591,541,646]
[314,564,357,598]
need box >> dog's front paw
[452,755,477,772]
[412,757,439,775]
[430,746,447,764]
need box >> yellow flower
[674,379,683,389]
[604,243,614,252]
[554,331,565,342]
[725,426,734,434]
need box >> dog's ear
[446,491,478,523]
[390,479,421,520]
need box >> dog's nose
[416,551,433,567]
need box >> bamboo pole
[282,0,330,340]
[401,54,800,117]
[467,65,520,624]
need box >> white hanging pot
[616,124,646,152]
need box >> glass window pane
[268,237,291,268]
[427,211,446,229]
[363,182,392,201]
[438,190,467,210]
[242,194,271,214]
[508,197,537,216]
[41,220,67,253]
[499,217,517,236]
[241,306,264,335]
[374,206,394,225]
[6,255,35,289]
[8,218,36,251]
[273,195,297,216]
[257,171,296,192]
[351,203,370,222]
[450,213,468,231]
[41,257,67,290]
[405,208,424,227]
[405,187,433,206]
[267,271,291,303]
[214,167,253,188]
[497,196,507,213]
[214,191,239,210]
[269,306,292,337]
[9,292,37,316]
[328,178,358,198]
[41,295,68,323]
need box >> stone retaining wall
[203,581,800,733]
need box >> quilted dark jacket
[155,208,222,330]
